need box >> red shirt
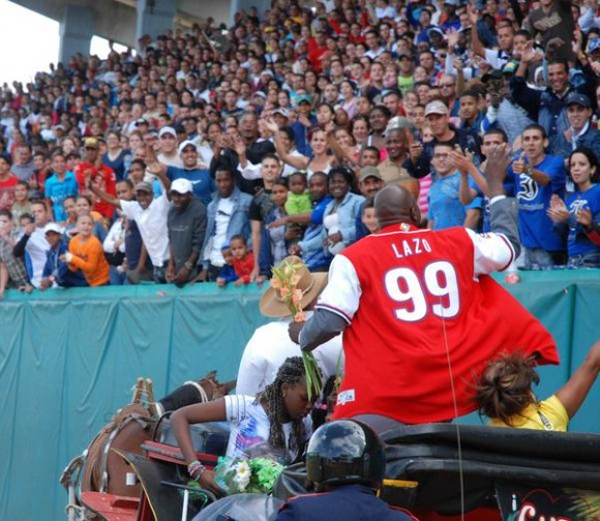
[233,252,255,284]
[317,223,559,424]
[0,174,18,211]
[307,38,329,74]
[74,162,117,219]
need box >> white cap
[159,126,177,138]
[178,140,198,155]
[44,222,63,235]
[170,178,193,194]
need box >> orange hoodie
[68,234,110,286]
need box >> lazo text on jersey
[391,238,432,258]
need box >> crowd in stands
[1,0,600,296]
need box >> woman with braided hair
[172,357,316,496]
[475,339,600,431]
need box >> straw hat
[259,256,329,318]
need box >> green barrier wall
[0,271,599,520]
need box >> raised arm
[555,340,600,419]
[468,5,486,59]
[145,145,171,194]
[266,119,309,171]
[87,172,122,209]
[483,144,521,258]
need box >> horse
[60,373,236,519]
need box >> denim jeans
[153,264,167,284]
[523,248,566,270]
[567,251,600,269]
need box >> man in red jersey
[74,137,116,220]
[293,146,560,433]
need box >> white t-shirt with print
[224,394,311,462]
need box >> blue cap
[294,94,313,106]
[565,92,591,108]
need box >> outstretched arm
[170,398,227,496]
[555,340,600,419]
[295,255,358,351]
[87,172,122,209]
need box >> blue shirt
[166,166,215,206]
[44,171,79,222]
[468,173,514,232]
[102,149,132,182]
[565,184,600,257]
[298,195,333,271]
[507,155,566,250]
[428,171,482,230]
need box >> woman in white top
[171,357,315,497]
[268,120,335,180]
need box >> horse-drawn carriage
[61,380,600,521]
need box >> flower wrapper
[213,456,284,495]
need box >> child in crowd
[18,213,33,236]
[39,223,87,289]
[285,172,311,244]
[60,214,110,287]
[285,172,312,215]
[360,197,379,235]
[11,181,31,228]
[230,234,254,287]
[475,339,600,431]
[216,244,238,287]
[359,146,380,168]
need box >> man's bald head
[375,185,421,229]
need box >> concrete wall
[9,0,234,49]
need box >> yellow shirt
[489,395,569,431]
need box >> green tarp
[0,271,599,520]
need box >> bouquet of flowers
[270,259,323,400]
[213,456,285,495]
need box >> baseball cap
[44,222,63,235]
[565,92,591,108]
[359,166,383,183]
[135,181,153,193]
[424,100,449,117]
[427,27,445,40]
[481,69,503,83]
[170,178,193,194]
[272,107,290,119]
[294,94,313,106]
[178,140,198,155]
[135,118,149,127]
[159,126,177,138]
[502,61,518,75]
[84,137,99,149]
[587,38,600,55]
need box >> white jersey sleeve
[466,228,516,276]
[315,254,362,324]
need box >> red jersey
[0,175,18,211]
[317,223,559,424]
[233,252,255,284]
[74,162,117,219]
